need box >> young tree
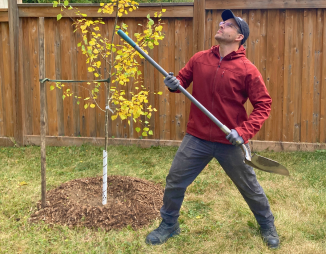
[53,0,166,150]
[36,0,167,207]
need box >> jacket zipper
[209,58,222,141]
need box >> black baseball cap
[221,9,250,45]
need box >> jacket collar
[211,45,246,60]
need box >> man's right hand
[164,72,180,91]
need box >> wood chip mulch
[29,175,164,231]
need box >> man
[145,9,280,249]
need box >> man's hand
[226,129,244,146]
[164,72,180,91]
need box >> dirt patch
[30,175,164,231]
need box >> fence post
[8,0,24,145]
[193,0,206,54]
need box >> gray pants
[160,133,274,229]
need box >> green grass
[0,144,325,253]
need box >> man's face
[214,18,242,45]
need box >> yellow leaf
[157,91,163,95]
[100,3,104,6]
[96,61,101,68]
[90,104,96,108]
[84,104,88,109]
[57,14,62,21]
[155,26,163,32]
[142,132,148,137]
[19,181,27,186]
[111,115,118,120]
[162,9,166,12]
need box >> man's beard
[215,34,234,45]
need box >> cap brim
[221,9,242,32]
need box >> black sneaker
[145,220,180,245]
[260,225,280,249]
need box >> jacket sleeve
[169,54,195,93]
[235,65,272,142]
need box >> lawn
[0,144,325,253]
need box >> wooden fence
[0,0,326,151]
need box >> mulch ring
[29,175,164,231]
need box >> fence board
[313,9,323,143]
[96,19,108,139]
[301,9,316,143]
[143,18,156,140]
[205,10,212,50]
[159,18,174,140]
[321,10,326,143]
[174,19,186,140]
[30,18,40,136]
[113,19,122,139]
[71,20,79,138]
[256,10,268,140]
[184,18,193,127]
[44,18,58,136]
[9,0,24,144]
[23,18,33,135]
[87,23,97,139]
[246,10,260,140]
[153,31,160,140]
[211,10,222,47]
[276,10,285,141]
[283,10,295,142]
[0,23,5,136]
[265,10,279,141]
[58,18,74,137]
[129,18,143,139]
[293,10,304,142]
[54,19,64,136]
[193,0,205,53]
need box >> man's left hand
[226,129,244,146]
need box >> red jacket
[174,45,272,144]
